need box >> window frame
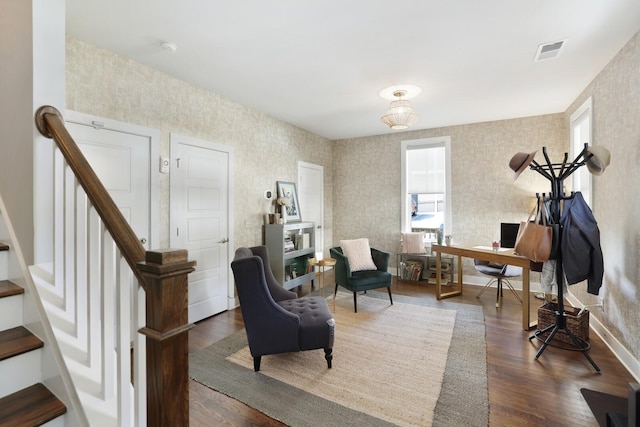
[570,97,593,208]
[401,136,452,234]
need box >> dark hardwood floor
[188,274,635,426]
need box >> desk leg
[457,255,463,292]
[436,252,463,299]
[522,268,534,331]
[436,252,442,300]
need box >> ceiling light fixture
[160,41,178,53]
[380,89,419,130]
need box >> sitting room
[2,1,640,426]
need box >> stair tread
[0,326,43,362]
[0,383,66,426]
[0,242,8,251]
[0,280,23,298]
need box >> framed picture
[276,181,301,222]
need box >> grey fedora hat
[586,145,610,176]
[509,150,537,180]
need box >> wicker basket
[537,302,589,344]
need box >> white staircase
[0,215,70,425]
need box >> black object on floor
[581,388,627,427]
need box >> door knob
[219,238,229,243]
[139,238,147,244]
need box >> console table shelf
[396,253,455,285]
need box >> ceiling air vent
[534,39,566,62]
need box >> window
[570,97,592,207]
[401,137,452,236]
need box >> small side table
[308,257,336,297]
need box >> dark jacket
[560,192,603,295]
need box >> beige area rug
[190,292,488,427]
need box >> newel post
[137,249,196,427]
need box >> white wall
[0,0,65,264]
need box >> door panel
[66,122,150,248]
[171,135,231,322]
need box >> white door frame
[570,97,593,208]
[298,161,324,258]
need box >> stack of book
[400,260,424,281]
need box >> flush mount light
[379,84,421,101]
[160,41,178,53]
[379,85,421,130]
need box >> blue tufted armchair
[231,246,335,371]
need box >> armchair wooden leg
[253,356,262,372]
[387,287,393,305]
[324,348,333,369]
[353,292,358,313]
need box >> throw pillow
[402,232,426,254]
[340,238,377,272]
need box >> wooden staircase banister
[35,105,147,287]
[34,105,195,426]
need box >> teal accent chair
[329,246,393,313]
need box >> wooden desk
[431,243,536,331]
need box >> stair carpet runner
[0,242,66,425]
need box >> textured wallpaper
[66,29,640,366]
[333,115,567,281]
[564,30,640,361]
[65,37,334,253]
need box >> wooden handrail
[35,105,195,425]
[35,106,147,287]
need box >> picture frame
[276,181,301,222]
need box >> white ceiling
[66,0,640,140]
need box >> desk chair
[474,259,522,308]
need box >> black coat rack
[526,145,600,372]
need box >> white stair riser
[0,294,23,330]
[0,348,42,399]
[41,417,66,427]
[0,251,7,280]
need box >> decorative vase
[281,205,287,224]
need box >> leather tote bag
[515,197,553,262]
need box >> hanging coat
[560,192,604,295]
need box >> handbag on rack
[515,197,554,262]
[542,198,560,260]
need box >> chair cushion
[350,270,393,287]
[474,263,504,276]
[340,238,377,271]
[279,297,334,350]
[402,232,426,254]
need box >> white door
[65,119,154,248]
[170,134,232,323]
[298,162,324,258]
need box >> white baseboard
[565,293,640,383]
